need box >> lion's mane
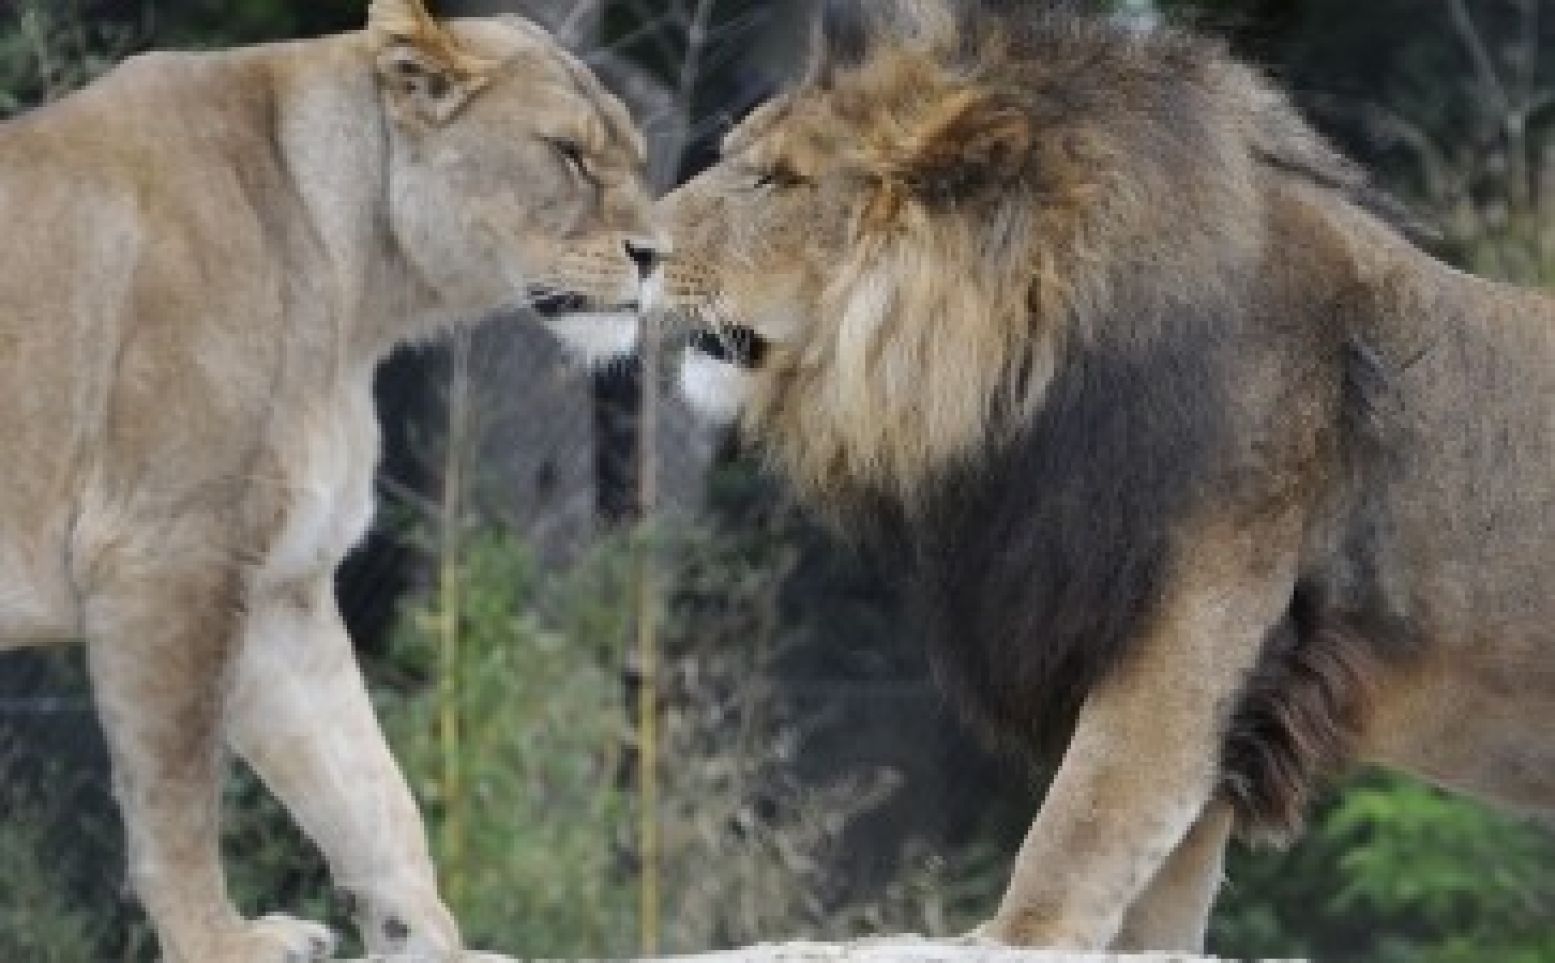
[736,3,1421,841]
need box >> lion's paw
[959,919,1004,945]
[962,914,1103,950]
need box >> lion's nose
[624,239,662,280]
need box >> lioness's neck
[258,35,456,366]
[71,33,452,370]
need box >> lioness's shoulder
[0,35,360,158]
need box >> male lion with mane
[0,0,658,959]
[658,0,1554,951]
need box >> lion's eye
[753,166,805,191]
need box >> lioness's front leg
[982,523,1297,949]
[226,576,463,959]
[85,561,335,963]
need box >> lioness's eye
[548,138,590,178]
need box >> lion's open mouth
[688,326,769,370]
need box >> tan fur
[658,3,1554,951]
[0,1,657,959]
[1110,801,1235,952]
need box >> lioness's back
[0,45,306,644]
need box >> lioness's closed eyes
[658,0,1554,952]
[0,1,657,960]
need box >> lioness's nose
[624,240,662,280]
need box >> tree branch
[1445,0,1512,115]
[1513,0,1541,108]
[556,0,606,48]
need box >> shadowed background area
[0,1,1551,960]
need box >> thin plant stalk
[438,332,474,910]
[635,310,663,956]
[637,0,717,946]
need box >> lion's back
[1374,266,1555,639]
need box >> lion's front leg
[980,524,1297,950]
[226,576,463,960]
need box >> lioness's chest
[258,383,380,587]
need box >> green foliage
[1214,774,1555,963]
[0,783,104,962]
[375,519,914,956]
[1325,779,1555,963]
[147,0,362,47]
[380,529,637,957]
[651,519,899,951]
[0,0,137,116]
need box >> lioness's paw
[181,914,337,958]
[241,914,338,962]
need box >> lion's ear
[369,0,492,127]
[898,90,1032,200]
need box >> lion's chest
[258,384,379,587]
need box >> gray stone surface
[350,943,1238,963]
[660,938,1232,962]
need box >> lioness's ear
[369,0,493,127]
[898,90,1032,200]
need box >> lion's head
[370,0,660,360]
[658,0,1368,502]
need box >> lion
[0,1,659,960]
[657,0,1555,951]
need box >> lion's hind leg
[1109,799,1233,952]
[83,556,335,963]
[227,576,463,960]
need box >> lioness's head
[658,0,1345,501]
[370,0,659,360]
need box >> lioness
[658,0,1553,951]
[0,1,658,959]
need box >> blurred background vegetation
[0,1,1551,961]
